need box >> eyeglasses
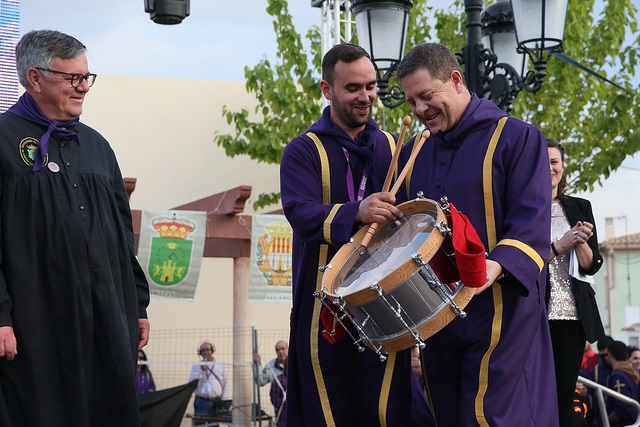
[36,67,97,88]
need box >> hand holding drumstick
[359,124,431,249]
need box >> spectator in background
[253,340,288,387]
[546,138,605,426]
[189,341,229,425]
[627,346,640,372]
[584,336,614,426]
[136,349,156,394]
[582,341,599,373]
[573,382,589,427]
[606,340,640,427]
[586,336,614,386]
[269,354,287,427]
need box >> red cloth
[582,347,598,372]
[448,202,487,288]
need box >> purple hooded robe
[398,95,558,427]
[280,106,433,426]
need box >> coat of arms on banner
[138,210,206,300]
[249,214,292,304]
[256,221,292,286]
[148,214,196,286]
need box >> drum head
[322,199,446,306]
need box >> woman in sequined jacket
[546,139,605,427]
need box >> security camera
[144,0,190,25]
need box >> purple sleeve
[488,124,551,294]
[280,135,361,246]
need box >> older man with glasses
[0,29,150,426]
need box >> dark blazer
[546,195,605,343]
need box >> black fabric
[0,112,149,426]
[138,380,198,427]
[550,320,587,427]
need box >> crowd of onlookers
[408,336,640,427]
[574,336,640,427]
[135,341,288,426]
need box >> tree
[214,0,639,207]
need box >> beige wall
[80,75,291,338]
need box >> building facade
[593,218,640,344]
[0,0,20,112]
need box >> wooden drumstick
[358,117,411,250]
[389,128,430,196]
[381,115,411,192]
[360,128,431,250]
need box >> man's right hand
[355,192,403,224]
[0,326,17,361]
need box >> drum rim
[321,198,447,306]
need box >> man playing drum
[396,42,558,426]
[280,43,432,426]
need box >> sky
[19,0,640,238]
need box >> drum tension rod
[313,290,388,362]
[371,283,426,349]
[411,253,467,319]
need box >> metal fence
[141,327,289,427]
[578,375,640,427]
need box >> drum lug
[412,254,468,319]
[318,263,332,273]
[313,290,388,360]
[439,196,451,214]
[370,282,383,296]
[415,191,425,200]
[435,221,451,235]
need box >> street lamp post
[465,0,570,111]
[351,0,414,108]
[350,0,569,111]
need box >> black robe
[0,112,149,426]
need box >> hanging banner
[138,209,207,300]
[249,214,293,304]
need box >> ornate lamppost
[351,0,414,108]
[351,0,569,111]
[467,0,569,111]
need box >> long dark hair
[547,138,567,198]
[138,349,150,373]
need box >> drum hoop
[322,198,447,306]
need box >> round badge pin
[48,162,60,173]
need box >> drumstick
[358,116,411,249]
[381,115,411,192]
[360,128,431,250]
[389,128,430,196]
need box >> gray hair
[15,30,86,88]
[397,42,463,85]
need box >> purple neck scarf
[7,92,79,171]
